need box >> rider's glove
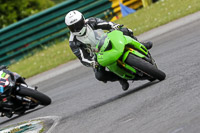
[111,24,124,30]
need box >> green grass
[9,0,200,78]
[116,0,200,35]
[9,41,76,78]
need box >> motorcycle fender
[122,50,146,63]
[18,84,36,91]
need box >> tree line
[0,0,65,29]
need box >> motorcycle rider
[0,65,26,118]
[65,10,153,91]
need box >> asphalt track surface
[1,12,200,133]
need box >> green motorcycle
[95,30,166,81]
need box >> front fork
[147,52,157,68]
[16,84,38,91]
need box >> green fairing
[122,50,146,63]
[97,31,125,66]
[107,62,135,79]
[96,30,148,80]
[123,35,148,60]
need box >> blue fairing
[0,86,4,93]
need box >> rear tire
[126,54,166,81]
[17,86,51,106]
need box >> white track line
[31,115,62,133]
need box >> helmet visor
[68,16,85,32]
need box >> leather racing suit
[68,17,134,83]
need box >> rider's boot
[142,41,153,50]
[4,111,13,118]
[0,100,14,118]
[119,79,129,91]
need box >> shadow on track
[61,81,159,122]
[85,81,159,111]
[0,106,44,125]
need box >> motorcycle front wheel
[125,53,166,81]
[17,86,51,106]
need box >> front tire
[17,86,51,106]
[126,53,166,81]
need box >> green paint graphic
[1,72,6,78]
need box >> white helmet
[65,10,86,36]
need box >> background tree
[0,0,55,29]
[52,0,65,4]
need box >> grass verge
[116,0,200,35]
[9,0,200,78]
[9,41,76,78]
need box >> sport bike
[0,67,51,118]
[95,30,166,82]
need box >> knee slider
[95,72,105,81]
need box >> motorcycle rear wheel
[126,53,166,81]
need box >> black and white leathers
[69,17,120,67]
